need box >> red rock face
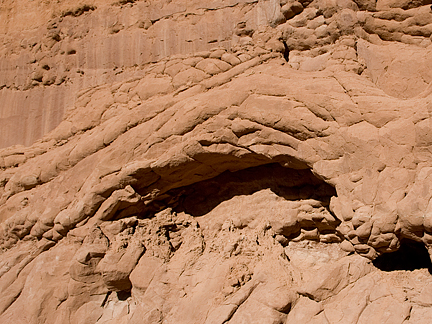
[1,0,432,323]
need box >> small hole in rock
[373,239,432,273]
[117,290,131,301]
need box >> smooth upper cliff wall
[0,0,283,148]
[0,86,67,148]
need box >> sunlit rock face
[2,0,432,323]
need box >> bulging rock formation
[1,0,432,323]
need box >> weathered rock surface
[2,0,432,323]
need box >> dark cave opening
[373,239,432,273]
[117,290,132,301]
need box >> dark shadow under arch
[172,163,336,217]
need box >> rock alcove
[168,163,340,244]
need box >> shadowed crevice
[283,41,290,62]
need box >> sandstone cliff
[1,0,432,323]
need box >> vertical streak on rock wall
[0,86,71,148]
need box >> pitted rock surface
[1,0,432,323]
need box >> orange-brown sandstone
[1,0,432,323]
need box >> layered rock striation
[2,0,432,323]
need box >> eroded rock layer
[2,0,432,323]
